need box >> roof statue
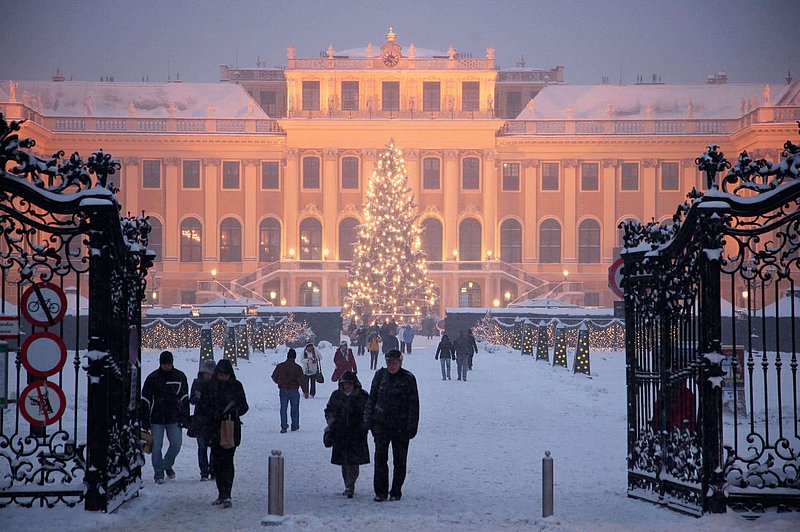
[763,83,771,105]
[8,81,17,102]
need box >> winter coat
[324,373,370,466]
[402,326,415,344]
[367,332,382,352]
[332,347,357,382]
[190,375,214,430]
[355,327,367,347]
[272,359,309,393]
[363,367,419,440]
[301,345,321,376]
[435,336,454,360]
[196,361,249,448]
[381,334,399,354]
[453,333,477,356]
[140,366,189,430]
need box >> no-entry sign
[19,380,66,427]
[21,332,67,378]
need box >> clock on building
[383,51,400,67]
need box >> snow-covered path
[3,337,796,531]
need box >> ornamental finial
[387,27,397,43]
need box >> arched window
[180,218,202,263]
[459,218,482,264]
[578,219,601,263]
[219,218,242,262]
[299,280,322,306]
[259,218,281,262]
[148,218,163,262]
[338,217,359,261]
[299,218,322,260]
[420,218,443,267]
[459,281,481,307]
[539,219,561,263]
[500,219,522,263]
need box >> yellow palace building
[3,29,799,312]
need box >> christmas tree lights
[252,317,265,353]
[199,323,214,370]
[264,315,278,350]
[573,323,591,375]
[342,140,437,323]
[536,320,550,362]
[236,319,250,361]
[223,321,237,367]
[552,324,568,368]
[520,319,535,356]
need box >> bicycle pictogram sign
[20,282,67,328]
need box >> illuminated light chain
[572,325,591,375]
[235,320,250,361]
[536,321,550,362]
[275,312,315,346]
[223,321,238,367]
[141,316,234,350]
[520,320,535,356]
[252,318,266,353]
[552,325,569,369]
[199,324,215,369]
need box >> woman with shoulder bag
[301,343,321,398]
[324,371,369,498]
[196,359,249,508]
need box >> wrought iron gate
[0,114,154,510]
[623,125,800,515]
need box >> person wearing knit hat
[141,350,189,484]
[324,370,369,498]
[190,359,217,480]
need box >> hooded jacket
[435,335,454,360]
[196,359,249,447]
[324,371,370,466]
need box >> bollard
[542,450,553,517]
[268,449,284,516]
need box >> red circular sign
[19,380,67,427]
[608,258,625,299]
[20,282,67,328]
[21,332,67,377]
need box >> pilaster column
[562,159,578,264]
[122,157,139,217]
[323,149,338,256]
[443,150,459,257]
[203,158,220,262]
[163,158,180,265]
[243,159,259,264]
[405,149,420,210]
[602,159,618,261]
[523,160,539,261]
[361,149,377,206]
[642,159,658,224]
[482,150,498,257]
[284,148,300,256]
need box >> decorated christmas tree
[511,318,522,350]
[276,312,313,346]
[520,319,535,356]
[572,323,591,375]
[223,320,237,367]
[252,317,265,353]
[198,322,215,370]
[536,320,550,362]
[236,319,250,361]
[342,140,437,324]
[552,323,568,368]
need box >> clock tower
[380,27,402,68]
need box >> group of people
[435,329,478,381]
[140,343,420,507]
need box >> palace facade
[3,29,799,313]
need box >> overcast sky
[2,0,798,86]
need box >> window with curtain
[180,218,202,263]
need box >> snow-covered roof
[517,83,797,120]
[0,81,269,119]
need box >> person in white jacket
[301,343,321,398]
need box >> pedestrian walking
[190,359,217,481]
[196,359,248,508]
[332,341,357,382]
[367,329,382,370]
[467,328,479,370]
[271,349,309,433]
[452,330,473,381]
[140,350,189,484]
[401,324,415,354]
[363,349,419,502]
[435,334,455,380]
[355,325,367,356]
[381,329,399,355]
[301,343,321,398]
[324,371,370,499]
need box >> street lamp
[504,291,512,301]
[288,248,295,259]
[493,298,500,307]
[322,248,329,260]
[486,250,493,260]
[563,269,569,283]
[452,249,458,260]
[211,268,217,281]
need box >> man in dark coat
[452,330,476,381]
[140,350,189,484]
[271,348,309,433]
[324,371,370,498]
[466,328,479,370]
[197,359,248,508]
[363,349,419,502]
[435,334,455,380]
[381,329,399,355]
[355,325,367,357]
[190,359,217,480]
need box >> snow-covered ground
[3,336,798,531]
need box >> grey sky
[2,0,798,86]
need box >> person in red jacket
[271,349,309,433]
[332,341,357,382]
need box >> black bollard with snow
[261,450,285,526]
[542,450,553,517]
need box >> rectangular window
[581,162,599,191]
[341,81,359,111]
[462,158,480,190]
[260,91,277,116]
[261,161,279,190]
[423,81,441,112]
[462,81,480,112]
[341,157,359,189]
[502,163,520,191]
[303,157,320,189]
[423,158,440,189]
[142,160,161,189]
[541,162,560,191]
[661,162,679,191]
[302,81,320,111]
[382,81,400,111]
[506,92,522,118]
[182,160,200,189]
[222,161,240,189]
[621,162,639,191]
